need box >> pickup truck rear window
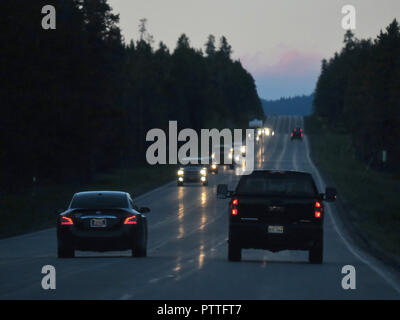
[237,175,317,196]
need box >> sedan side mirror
[325,187,337,202]
[139,207,150,213]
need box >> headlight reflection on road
[257,142,263,169]
[173,255,182,273]
[177,186,185,240]
[198,243,205,269]
[200,190,207,207]
[199,190,207,231]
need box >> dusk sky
[108,0,400,100]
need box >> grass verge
[305,115,400,261]
[0,164,177,239]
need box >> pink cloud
[240,47,323,78]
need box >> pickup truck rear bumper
[229,222,322,251]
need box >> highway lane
[0,116,399,299]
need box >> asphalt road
[1,116,399,299]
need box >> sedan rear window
[237,174,317,196]
[70,193,128,209]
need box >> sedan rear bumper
[57,225,139,252]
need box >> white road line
[303,131,400,294]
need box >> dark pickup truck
[217,170,337,264]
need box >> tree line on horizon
[262,94,314,116]
[313,20,400,171]
[0,0,263,193]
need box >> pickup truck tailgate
[236,197,317,224]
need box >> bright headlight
[228,153,233,159]
[265,128,270,136]
[177,169,184,176]
[200,168,207,176]
[256,136,260,141]
[241,146,246,153]
[200,176,206,182]
[211,164,217,169]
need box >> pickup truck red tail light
[291,133,293,137]
[314,201,322,218]
[60,216,73,225]
[124,216,137,225]
[231,199,238,215]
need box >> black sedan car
[57,191,149,258]
[217,170,336,264]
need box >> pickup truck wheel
[57,244,75,258]
[228,242,241,262]
[309,241,323,264]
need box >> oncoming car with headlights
[177,164,208,186]
[263,127,275,137]
[209,161,219,174]
[229,143,246,168]
[57,191,149,258]
[212,144,236,169]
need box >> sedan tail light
[231,208,238,216]
[60,216,73,225]
[124,216,137,225]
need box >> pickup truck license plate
[90,218,107,228]
[268,225,284,234]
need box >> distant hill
[261,94,314,116]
